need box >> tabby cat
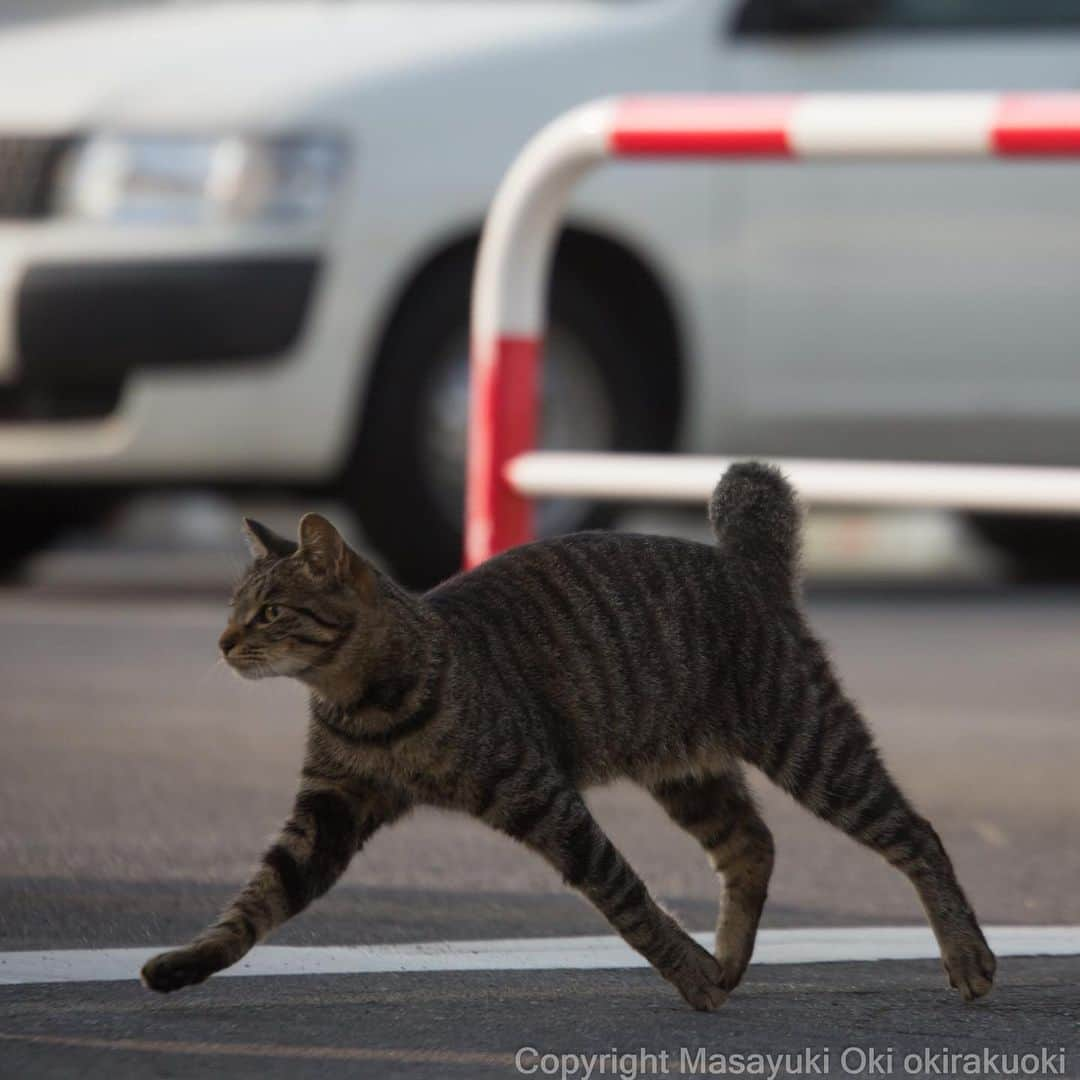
[141,463,994,1009]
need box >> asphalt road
[1,532,1077,1078]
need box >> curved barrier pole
[466,101,615,568]
[466,93,1080,568]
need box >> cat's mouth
[227,653,310,680]
[225,655,274,680]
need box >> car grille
[0,135,73,219]
[0,379,124,422]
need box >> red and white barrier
[466,93,1080,568]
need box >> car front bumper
[16,256,320,391]
[0,219,367,484]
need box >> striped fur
[142,467,995,1009]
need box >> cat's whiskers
[194,656,229,687]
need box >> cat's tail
[708,461,801,586]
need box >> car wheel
[0,489,119,580]
[347,251,672,589]
[967,513,1080,582]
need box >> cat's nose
[219,628,241,656]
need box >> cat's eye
[258,604,283,624]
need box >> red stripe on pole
[610,96,796,157]
[993,94,1080,155]
[465,335,539,568]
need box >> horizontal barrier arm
[467,93,1080,567]
[507,453,1080,516]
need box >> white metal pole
[507,453,1080,516]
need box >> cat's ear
[241,517,297,560]
[297,513,376,601]
[297,512,344,574]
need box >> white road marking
[0,925,1075,987]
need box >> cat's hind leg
[649,768,774,991]
[757,641,995,1001]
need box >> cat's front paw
[667,941,729,1012]
[141,940,231,993]
[943,935,996,1002]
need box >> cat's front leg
[495,781,727,1011]
[142,775,411,993]
[140,932,243,993]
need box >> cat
[141,462,994,1010]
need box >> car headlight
[57,132,349,225]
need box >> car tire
[345,250,672,589]
[968,513,1080,582]
[0,489,118,580]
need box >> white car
[2,0,1079,584]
